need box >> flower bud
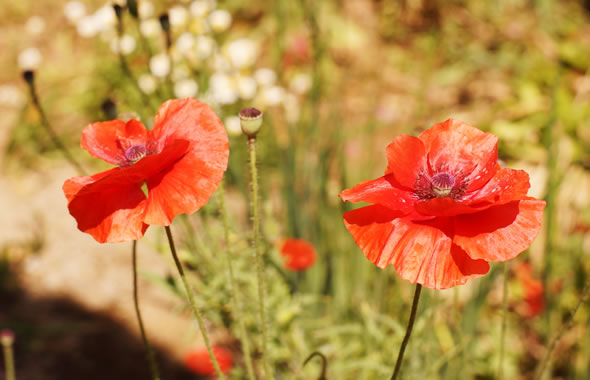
[127,0,138,18]
[101,98,117,120]
[158,13,170,32]
[0,329,14,346]
[22,70,35,85]
[239,107,263,138]
[113,4,123,21]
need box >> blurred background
[1,0,590,379]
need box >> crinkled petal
[419,119,498,192]
[343,205,489,289]
[143,151,227,225]
[384,135,427,188]
[339,175,415,213]
[414,198,485,217]
[463,168,530,204]
[63,169,148,243]
[152,98,229,154]
[81,119,149,165]
[454,199,546,262]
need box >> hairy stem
[498,262,508,380]
[165,226,226,380]
[132,241,161,380]
[248,137,274,380]
[218,180,257,380]
[391,284,422,380]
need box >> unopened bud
[1,329,14,346]
[101,99,118,120]
[239,107,263,138]
[127,0,138,18]
[113,4,124,21]
[22,70,35,85]
[158,13,170,32]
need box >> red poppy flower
[340,119,545,289]
[514,262,545,317]
[184,346,233,376]
[63,98,229,243]
[280,238,317,271]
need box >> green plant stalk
[164,226,226,380]
[498,262,508,380]
[218,180,257,380]
[24,74,86,176]
[535,282,590,380]
[391,284,422,380]
[132,241,161,380]
[248,137,274,380]
[2,339,15,380]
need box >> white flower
[289,73,312,94]
[64,1,86,23]
[209,73,237,104]
[174,78,199,98]
[211,53,231,71]
[194,35,215,58]
[208,9,231,32]
[140,19,161,37]
[262,86,285,106]
[255,68,277,87]
[138,1,154,19]
[0,85,25,108]
[26,16,45,35]
[176,32,195,54]
[110,34,136,55]
[77,15,99,38]
[150,53,171,77]
[94,5,117,31]
[224,116,242,136]
[18,48,42,70]
[138,74,157,94]
[169,6,188,26]
[237,76,257,99]
[190,0,211,18]
[226,39,257,69]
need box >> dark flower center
[413,165,469,200]
[125,144,147,163]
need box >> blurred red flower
[280,238,317,271]
[340,119,545,289]
[184,346,233,376]
[514,262,545,317]
[63,98,229,243]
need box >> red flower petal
[81,119,149,165]
[280,238,317,271]
[144,150,226,225]
[454,199,546,262]
[63,169,148,243]
[418,119,498,192]
[463,168,530,204]
[339,175,415,213]
[414,197,484,217]
[142,98,229,225]
[343,205,489,289]
[184,346,233,376]
[384,135,427,188]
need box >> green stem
[218,180,257,380]
[132,241,161,380]
[535,282,590,380]
[248,137,274,380]
[1,339,15,380]
[390,284,422,380]
[498,262,508,380]
[23,72,86,176]
[164,226,226,380]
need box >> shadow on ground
[0,280,205,380]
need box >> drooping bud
[158,13,170,32]
[127,0,138,18]
[101,98,117,120]
[239,107,263,138]
[113,4,124,21]
[22,70,35,85]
